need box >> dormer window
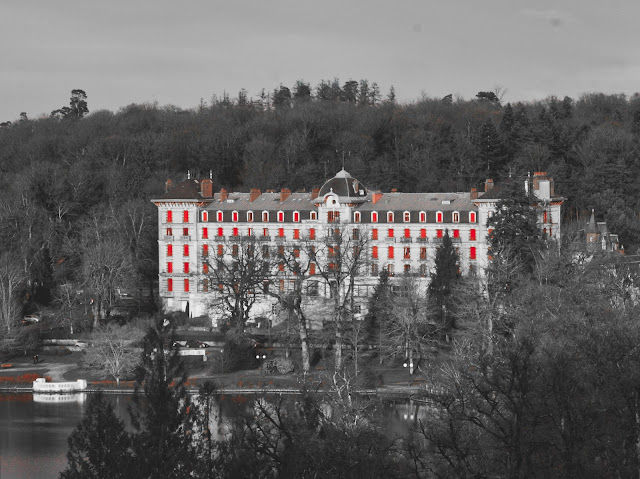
[262,211,269,222]
[232,211,239,222]
[371,212,378,223]
[278,211,285,222]
[469,212,477,223]
[436,211,443,223]
[247,211,254,222]
[419,211,426,223]
[202,211,208,222]
[217,211,223,222]
[452,211,459,223]
[403,212,410,223]
[310,211,317,220]
[293,211,300,222]
[387,212,394,223]
[354,212,361,223]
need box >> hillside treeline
[0,82,639,324]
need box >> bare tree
[307,226,367,371]
[0,253,26,336]
[83,322,145,385]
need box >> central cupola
[315,169,368,205]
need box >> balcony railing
[258,236,271,242]
[400,237,412,243]
[180,235,191,241]
[416,237,428,243]
[385,237,396,243]
[215,235,225,242]
[163,235,174,241]
[275,236,286,243]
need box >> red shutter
[294,229,300,239]
[203,263,208,274]
[453,229,459,238]
[372,246,378,259]
[167,262,173,273]
[388,246,394,259]
[217,227,223,237]
[184,262,189,273]
[167,244,173,256]
[404,229,410,238]
[309,228,315,240]
[388,228,394,238]
[279,228,284,237]
[203,245,208,256]
[167,278,173,292]
[202,227,208,239]
[372,229,378,240]
[470,247,476,260]
[233,227,239,237]
[167,211,173,223]
[437,229,443,238]
[184,279,189,292]
[437,212,442,223]
[470,229,476,241]
[183,210,189,223]
[310,263,316,275]
[420,228,426,238]
[184,244,189,256]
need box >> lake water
[0,391,426,479]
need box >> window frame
[247,211,254,222]
[277,211,285,222]
[436,211,443,223]
[232,211,239,222]
[452,211,460,223]
[469,211,477,223]
[202,211,208,222]
[183,210,189,223]
[403,211,410,223]
[387,211,394,223]
[419,211,426,223]
[354,211,361,223]
[310,211,317,221]
[371,211,378,223]
[262,211,269,222]
[216,211,223,222]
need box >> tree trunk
[296,310,310,373]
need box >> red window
[309,228,315,240]
[420,247,427,260]
[328,211,339,223]
[183,244,189,256]
[166,228,172,237]
[293,249,300,258]
[310,263,316,275]
[183,210,189,223]
[293,212,300,222]
[203,245,208,257]
[233,227,239,237]
[388,246,394,259]
[372,229,378,240]
[232,245,239,257]
[387,212,394,222]
[420,228,426,238]
[203,279,209,292]
[262,212,269,222]
[294,229,300,239]
[404,247,410,259]
[167,244,173,257]
[202,211,208,222]
[202,227,208,239]
[453,229,459,238]
[354,212,361,223]
[470,229,476,241]
[232,211,238,222]
[278,228,284,237]
[167,262,173,273]
[419,212,426,223]
[167,210,173,223]
[278,212,285,222]
[488,228,494,238]
[453,212,460,223]
[247,228,253,236]
[436,212,443,223]
[404,264,411,274]
[310,212,317,220]
[167,278,173,292]
[437,229,443,238]
[372,212,378,223]
[247,211,254,222]
[217,227,223,237]
[372,246,378,259]
[183,227,189,237]
[184,279,189,292]
[543,210,548,223]
[217,211,223,222]
[470,247,476,260]
[184,262,189,273]
[263,227,269,237]
[388,228,394,238]
[217,245,224,256]
[404,212,410,222]
[469,212,477,223]
[404,228,410,238]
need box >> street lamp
[403,361,414,374]
[256,354,267,374]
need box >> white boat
[32,378,88,393]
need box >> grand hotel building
[152,170,563,322]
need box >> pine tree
[129,317,197,478]
[60,392,132,479]
[366,271,392,364]
[428,229,460,332]
[478,119,508,177]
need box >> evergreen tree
[129,317,197,478]
[366,271,392,364]
[478,119,507,177]
[428,229,460,331]
[60,392,132,479]
[487,177,544,277]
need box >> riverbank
[0,350,434,397]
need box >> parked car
[21,315,40,325]
[185,340,208,348]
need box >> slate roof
[154,179,207,201]
[317,169,368,203]
[356,192,475,212]
[204,192,315,211]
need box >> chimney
[165,179,172,193]
[372,191,383,204]
[484,179,494,193]
[280,188,291,202]
[250,188,261,202]
[200,179,213,198]
[220,188,228,202]
[391,188,398,193]
[311,188,320,200]
[470,187,478,200]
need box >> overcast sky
[1,1,639,121]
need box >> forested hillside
[0,81,639,323]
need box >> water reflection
[0,392,427,479]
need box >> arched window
[403,211,410,222]
[452,211,460,223]
[436,211,443,223]
[202,211,208,222]
[371,212,378,223]
[232,211,238,222]
[387,212,394,223]
[354,212,361,223]
[262,211,269,222]
[310,211,317,220]
[419,211,426,223]
[293,211,300,222]
[277,211,285,222]
[469,212,477,223]
[247,211,254,222]
[217,211,223,222]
